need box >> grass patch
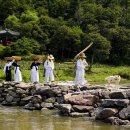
[0,61,130,84]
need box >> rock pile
[0,82,130,126]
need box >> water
[0,106,128,130]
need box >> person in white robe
[30,60,41,83]
[74,53,88,86]
[12,61,22,82]
[4,58,15,81]
[44,54,54,83]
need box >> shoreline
[0,81,130,127]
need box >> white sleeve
[8,59,15,66]
[44,61,48,69]
[4,64,7,73]
[76,60,82,68]
[51,61,54,70]
[84,60,88,67]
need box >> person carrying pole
[74,53,88,86]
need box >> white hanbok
[44,60,54,83]
[14,66,22,82]
[30,62,40,83]
[74,59,88,86]
[4,60,15,74]
[4,60,15,81]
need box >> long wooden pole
[74,42,93,60]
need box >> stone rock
[64,93,72,102]
[16,88,27,94]
[100,90,110,99]
[56,96,64,104]
[41,102,54,109]
[126,90,130,99]
[0,83,3,87]
[15,82,33,89]
[31,95,42,103]
[72,105,94,113]
[105,116,130,125]
[13,98,21,102]
[119,105,130,120]
[101,99,129,108]
[6,95,14,102]
[10,82,20,86]
[34,103,41,110]
[83,95,99,105]
[21,96,33,101]
[96,108,118,120]
[0,98,4,102]
[1,101,11,106]
[67,94,99,106]
[24,102,35,110]
[109,91,127,99]
[35,86,54,96]
[9,91,20,98]
[69,112,90,117]
[45,97,56,103]
[58,104,72,114]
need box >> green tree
[0,45,6,58]
[0,0,19,20]
[108,27,130,65]
[83,32,111,71]
[3,37,40,56]
[4,15,20,30]
[49,25,83,59]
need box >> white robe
[4,60,15,74]
[14,66,22,82]
[44,60,54,83]
[74,59,88,86]
[31,66,39,83]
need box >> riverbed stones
[119,105,130,119]
[58,104,72,114]
[1,82,130,126]
[70,112,90,117]
[96,108,118,120]
[109,91,127,99]
[105,117,130,125]
[101,99,130,108]
[6,94,14,103]
[66,94,99,106]
[72,105,94,113]
[41,102,54,109]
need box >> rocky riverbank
[0,81,130,126]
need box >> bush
[3,37,41,56]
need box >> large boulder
[58,104,72,114]
[72,105,94,113]
[6,94,14,103]
[105,116,130,125]
[109,91,127,99]
[41,102,54,109]
[96,108,118,120]
[101,99,129,108]
[119,105,130,120]
[35,86,54,96]
[65,94,99,106]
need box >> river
[0,106,129,130]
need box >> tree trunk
[88,52,94,73]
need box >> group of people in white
[4,53,88,86]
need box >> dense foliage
[0,0,130,65]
